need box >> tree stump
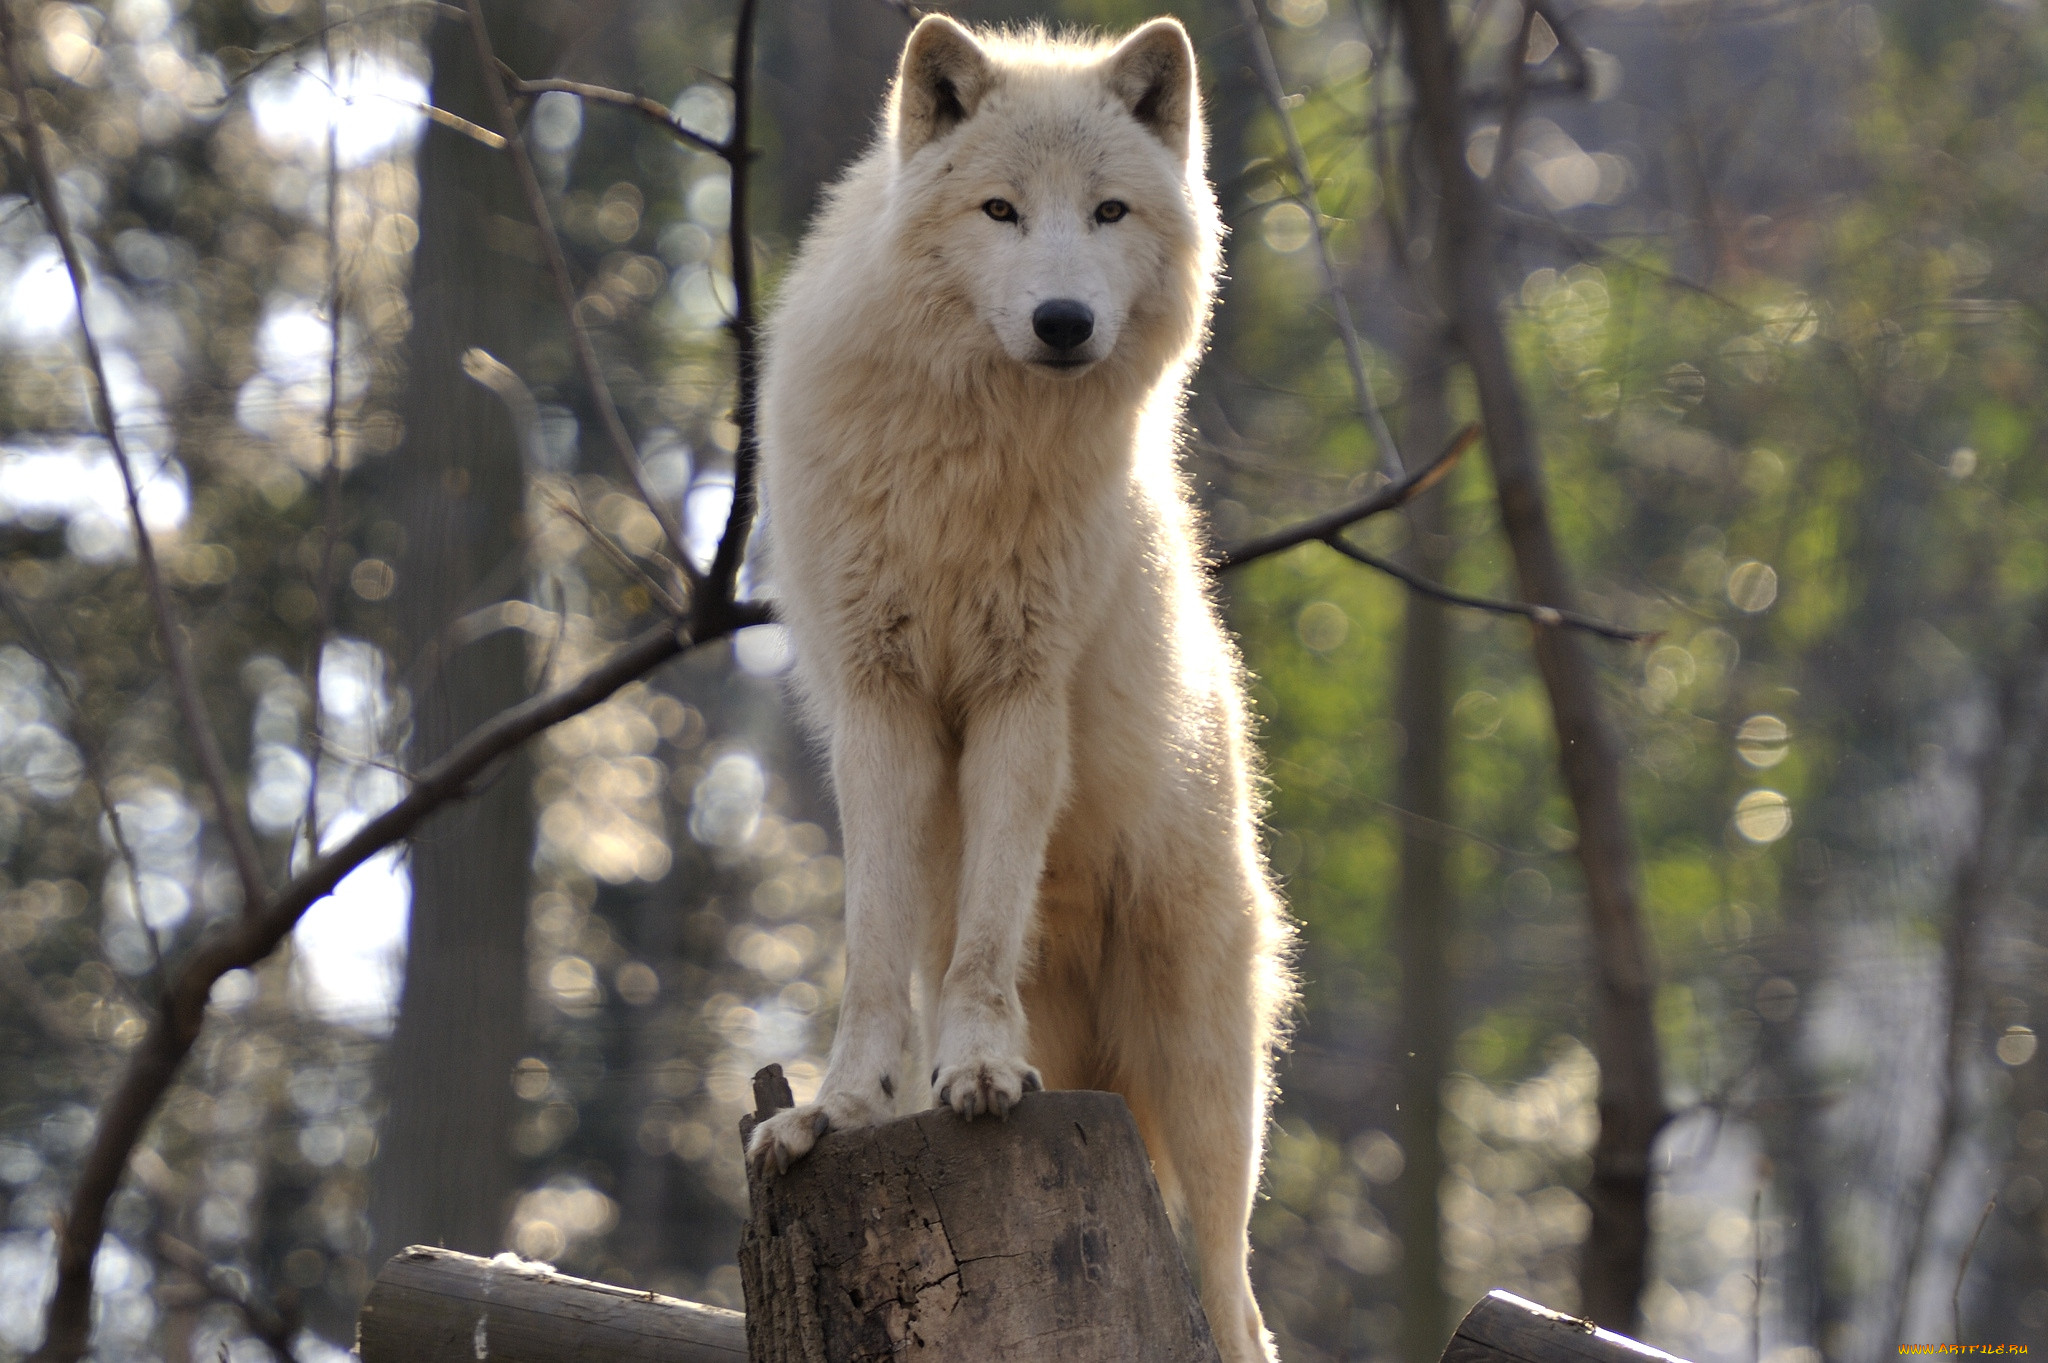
[737,1065,1221,1363]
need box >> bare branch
[0,944,92,1053]
[702,0,764,618]
[212,2,466,102]
[460,1,704,595]
[1322,536,1656,642]
[153,1234,300,1363]
[1485,3,1538,200]
[26,7,787,1353]
[28,605,764,1363]
[502,71,727,157]
[1954,1197,1994,1344]
[1214,423,1477,572]
[1234,0,1404,478]
[413,98,507,148]
[0,582,164,985]
[0,5,271,921]
[536,485,688,618]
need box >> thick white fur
[747,17,1291,1362]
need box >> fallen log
[355,1244,744,1363]
[1446,1289,1697,1363]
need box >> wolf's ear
[1106,18,1196,156]
[894,15,993,155]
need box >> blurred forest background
[1,0,2046,1359]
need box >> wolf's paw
[745,1090,893,1176]
[930,1053,1041,1121]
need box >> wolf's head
[884,16,1216,382]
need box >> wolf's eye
[1094,200,1129,224]
[983,198,1018,223]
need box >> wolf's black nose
[1032,299,1095,352]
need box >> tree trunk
[1390,0,1667,1329]
[366,3,561,1264]
[1395,328,1458,1360]
[770,0,906,225]
[1884,596,2048,1351]
[737,1071,1220,1363]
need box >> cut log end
[1446,1289,1699,1363]
[355,1246,744,1363]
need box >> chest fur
[788,426,1125,705]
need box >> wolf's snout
[1032,299,1095,352]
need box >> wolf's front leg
[747,696,949,1174]
[930,689,1068,1118]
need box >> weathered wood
[350,1170,1691,1363]
[356,1245,745,1363]
[1442,1290,1697,1363]
[738,1070,1221,1363]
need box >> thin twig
[460,1,703,596]
[1234,0,1403,478]
[1750,1186,1763,1363]
[304,1,348,861]
[1485,3,1538,200]
[1215,423,1476,572]
[536,486,687,617]
[536,574,567,693]
[1271,754,1549,863]
[461,348,691,616]
[1952,1197,1994,1343]
[0,582,163,985]
[211,2,466,102]
[153,1234,299,1363]
[1324,535,1655,642]
[412,97,506,148]
[1497,205,1754,316]
[702,0,763,620]
[0,944,93,1053]
[501,71,726,157]
[1,7,271,921]
[1886,595,2048,1357]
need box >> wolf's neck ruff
[749,18,1288,1363]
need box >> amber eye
[1095,200,1129,224]
[983,198,1018,223]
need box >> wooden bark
[737,1068,1220,1363]
[1444,1290,1696,1363]
[356,1246,745,1363]
[350,1214,1699,1363]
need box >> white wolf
[747,15,1291,1361]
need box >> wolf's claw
[931,1055,1041,1121]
